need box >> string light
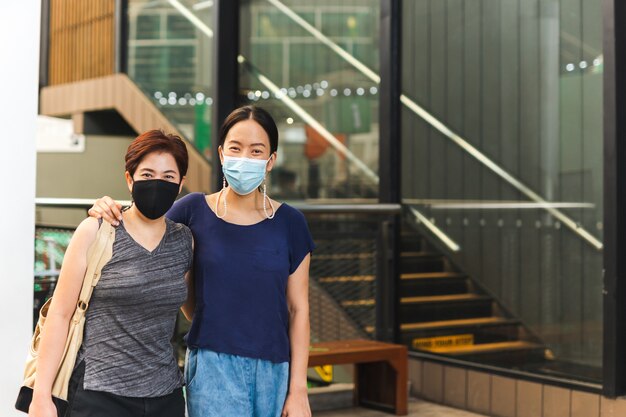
[150,80,380,107]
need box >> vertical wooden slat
[48,0,116,85]
[68,0,73,82]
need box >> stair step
[401,294,490,304]
[420,340,542,356]
[400,297,493,323]
[401,274,468,297]
[401,317,515,331]
[400,252,445,273]
[401,272,465,280]
[400,235,422,252]
[372,322,514,335]
[341,299,375,307]
[401,251,439,257]
[318,275,375,283]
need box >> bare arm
[29,217,99,417]
[281,254,312,417]
[181,239,195,321]
[87,196,123,226]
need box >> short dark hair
[219,105,279,154]
[125,130,189,178]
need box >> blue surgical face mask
[222,154,270,195]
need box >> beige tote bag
[15,220,115,416]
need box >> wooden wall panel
[48,0,116,85]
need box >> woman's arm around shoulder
[166,192,207,226]
[181,235,195,322]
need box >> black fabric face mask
[131,179,180,220]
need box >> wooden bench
[308,339,408,415]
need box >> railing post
[376,218,398,342]
[212,0,240,191]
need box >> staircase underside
[39,74,212,193]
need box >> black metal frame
[379,0,402,205]
[211,0,241,191]
[603,0,626,398]
[39,0,50,90]
[115,0,129,74]
[377,0,402,343]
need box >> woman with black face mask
[28,130,194,417]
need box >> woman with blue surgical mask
[88,106,315,417]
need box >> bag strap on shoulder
[76,221,115,309]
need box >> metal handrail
[35,197,131,209]
[408,207,461,252]
[35,197,400,214]
[403,199,596,210]
[266,0,603,251]
[292,203,400,214]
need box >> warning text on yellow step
[412,334,474,352]
[314,365,333,383]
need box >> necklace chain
[214,179,275,220]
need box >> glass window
[128,0,214,154]
[240,0,380,201]
[401,0,603,382]
[136,14,161,40]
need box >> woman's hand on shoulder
[87,196,123,226]
[281,388,311,417]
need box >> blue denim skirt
[185,348,289,417]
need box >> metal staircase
[397,224,549,367]
[307,212,551,369]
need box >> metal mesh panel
[306,213,381,342]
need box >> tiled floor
[315,398,487,417]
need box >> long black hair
[218,105,279,154]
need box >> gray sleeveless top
[78,218,192,397]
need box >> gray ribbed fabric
[78,218,192,398]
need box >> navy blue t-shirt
[166,192,315,363]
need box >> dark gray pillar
[603,0,626,398]
[376,0,402,343]
[212,0,240,191]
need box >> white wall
[0,1,40,415]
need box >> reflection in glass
[128,0,214,158]
[240,0,380,201]
[401,0,603,382]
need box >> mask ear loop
[126,180,136,214]
[262,177,275,219]
[215,175,228,219]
